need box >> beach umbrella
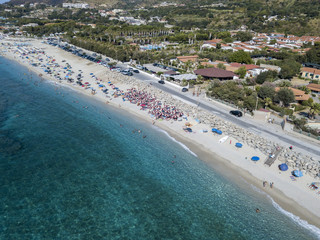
[279,163,288,171]
[212,128,217,132]
[251,156,260,161]
[292,170,303,177]
[99,84,104,87]
[90,73,93,75]
[311,182,320,189]
[235,143,243,148]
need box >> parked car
[158,80,165,84]
[229,110,243,117]
[182,88,188,92]
[133,69,139,73]
[123,72,133,76]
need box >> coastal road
[124,68,320,157]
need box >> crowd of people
[121,88,184,120]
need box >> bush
[310,80,320,84]
[291,104,307,112]
[269,104,293,115]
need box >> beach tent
[235,143,243,148]
[292,170,303,177]
[279,163,288,171]
[251,156,260,161]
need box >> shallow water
[0,56,319,239]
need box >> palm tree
[264,97,272,109]
[308,103,320,119]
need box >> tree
[306,42,320,64]
[243,95,257,112]
[270,39,277,45]
[229,50,253,64]
[279,60,301,79]
[264,97,273,109]
[235,66,247,78]
[256,71,277,84]
[308,102,320,119]
[298,85,311,94]
[217,63,226,70]
[276,88,295,107]
[235,31,253,42]
[258,84,276,99]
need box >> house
[307,83,320,94]
[301,67,320,80]
[194,68,238,80]
[275,87,310,102]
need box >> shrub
[291,104,307,112]
[269,104,293,115]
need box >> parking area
[143,64,165,73]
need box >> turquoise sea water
[0,56,319,240]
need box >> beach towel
[290,176,296,181]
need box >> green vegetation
[229,51,253,64]
[274,88,295,107]
[207,81,258,113]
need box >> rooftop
[194,68,237,79]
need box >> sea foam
[152,126,198,157]
[250,184,320,239]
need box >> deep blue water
[0,56,319,240]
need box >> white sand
[1,38,320,228]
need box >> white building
[62,3,89,9]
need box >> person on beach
[289,146,293,150]
[270,182,274,188]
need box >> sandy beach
[1,38,320,230]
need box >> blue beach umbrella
[90,73,93,75]
[279,163,288,171]
[292,170,303,177]
[251,156,260,161]
[235,143,243,148]
[212,128,217,132]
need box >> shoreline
[1,39,320,231]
